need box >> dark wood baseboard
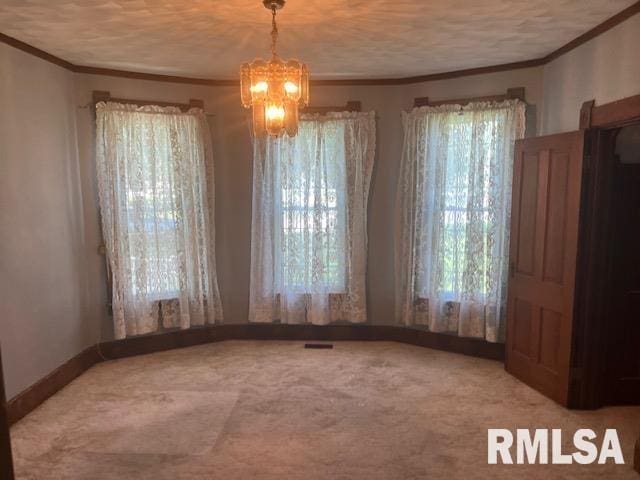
[635,433,640,474]
[99,324,505,362]
[7,325,504,426]
[6,346,101,425]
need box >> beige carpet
[10,341,640,479]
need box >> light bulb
[266,104,285,120]
[250,81,268,93]
[284,81,299,94]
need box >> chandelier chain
[270,6,278,57]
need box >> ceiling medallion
[240,0,309,138]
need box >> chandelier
[240,0,309,138]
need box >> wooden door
[506,131,585,406]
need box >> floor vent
[304,343,334,349]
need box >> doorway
[603,123,640,404]
[573,120,640,408]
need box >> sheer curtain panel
[96,102,223,339]
[396,100,525,342]
[249,111,375,325]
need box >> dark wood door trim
[6,325,504,425]
[0,347,15,480]
[572,94,640,408]
[635,434,640,474]
[580,94,640,129]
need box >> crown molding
[543,0,640,62]
[63,57,546,87]
[72,64,236,86]
[0,32,74,70]
[1,1,638,87]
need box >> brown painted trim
[92,90,205,111]
[6,325,503,425]
[0,32,74,71]
[414,87,525,107]
[302,101,361,114]
[544,1,640,63]
[1,2,638,87]
[74,60,544,87]
[75,64,236,86]
[312,59,545,86]
[6,346,100,425]
[0,347,15,480]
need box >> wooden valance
[92,90,204,111]
[301,101,361,115]
[414,87,525,108]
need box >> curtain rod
[92,90,205,112]
[77,103,215,116]
[414,87,526,108]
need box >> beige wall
[541,13,640,134]
[74,66,543,338]
[2,11,636,392]
[0,45,96,398]
[401,67,544,136]
[74,75,408,334]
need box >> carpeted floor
[10,341,640,479]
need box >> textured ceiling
[0,0,635,79]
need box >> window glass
[279,122,347,291]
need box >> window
[96,102,223,338]
[279,124,347,291]
[396,99,525,341]
[249,111,375,325]
[121,123,182,299]
[438,112,502,297]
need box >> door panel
[542,152,569,284]
[506,131,584,406]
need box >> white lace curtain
[249,111,375,325]
[96,102,223,339]
[396,100,525,342]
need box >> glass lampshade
[240,1,309,138]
